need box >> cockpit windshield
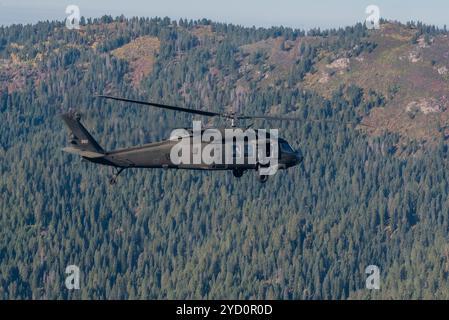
[279,141,294,153]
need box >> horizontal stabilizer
[62,147,105,159]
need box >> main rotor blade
[237,114,375,128]
[96,95,223,117]
[237,115,303,121]
[97,95,376,129]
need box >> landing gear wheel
[258,174,269,183]
[232,169,244,178]
[109,167,126,185]
[256,163,269,183]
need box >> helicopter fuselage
[61,109,303,184]
[88,132,303,172]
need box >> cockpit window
[279,141,294,153]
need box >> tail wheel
[109,167,126,185]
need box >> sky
[1,0,449,29]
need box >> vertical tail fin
[61,111,105,156]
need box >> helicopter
[61,95,367,184]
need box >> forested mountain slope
[1,16,449,299]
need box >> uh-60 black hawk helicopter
[61,95,368,184]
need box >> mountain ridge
[2,16,449,299]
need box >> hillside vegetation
[1,16,449,299]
